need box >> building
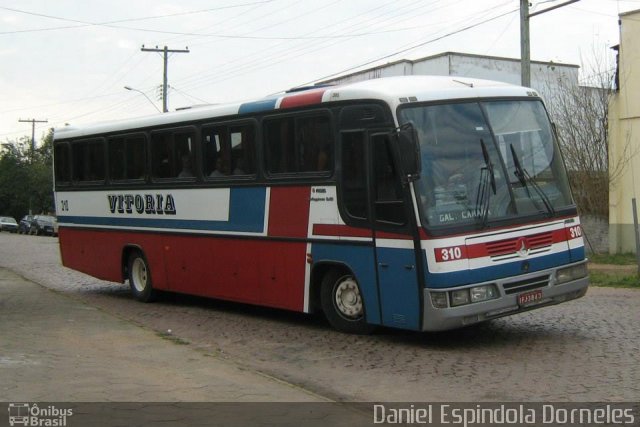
[319,51,580,96]
[609,9,640,254]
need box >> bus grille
[502,275,550,295]
[486,231,554,260]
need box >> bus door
[370,132,422,330]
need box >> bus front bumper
[421,265,589,332]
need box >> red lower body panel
[58,227,306,312]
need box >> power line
[0,2,275,35]
[300,6,519,86]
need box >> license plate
[517,289,543,307]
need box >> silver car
[0,216,18,233]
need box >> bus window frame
[54,141,72,187]
[107,132,148,185]
[70,137,107,186]
[201,118,259,183]
[262,109,335,181]
[149,125,198,183]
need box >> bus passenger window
[229,124,256,175]
[373,135,406,225]
[108,135,146,181]
[151,130,195,179]
[151,133,172,178]
[72,139,105,182]
[202,126,228,178]
[264,114,332,175]
[54,144,71,184]
[340,132,368,220]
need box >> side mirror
[395,123,421,180]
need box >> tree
[0,130,53,221]
[542,51,622,218]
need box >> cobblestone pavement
[1,233,639,402]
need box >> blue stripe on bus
[424,249,573,288]
[569,245,585,263]
[58,187,266,233]
[311,243,381,326]
[238,98,278,114]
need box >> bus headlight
[556,264,588,285]
[470,284,499,303]
[431,284,499,309]
[451,289,470,307]
[430,292,448,309]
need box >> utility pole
[520,0,581,87]
[520,0,530,87]
[140,45,190,112]
[18,118,48,151]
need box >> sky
[1,0,638,144]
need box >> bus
[52,75,589,333]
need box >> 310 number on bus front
[435,246,465,262]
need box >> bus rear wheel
[128,251,156,302]
[320,269,375,334]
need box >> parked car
[29,215,57,236]
[17,215,33,234]
[0,216,18,233]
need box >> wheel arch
[309,261,354,314]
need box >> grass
[589,252,638,265]
[589,271,640,289]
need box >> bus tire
[320,269,375,334]
[128,251,156,302]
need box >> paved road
[1,233,639,402]
[0,267,323,402]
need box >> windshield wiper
[475,139,496,229]
[509,144,555,216]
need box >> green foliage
[589,252,638,265]
[589,271,640,288]
[0,131,54,221]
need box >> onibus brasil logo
[8,403,73,426]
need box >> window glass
[54,144,70,184]
[340,132,368,220]
[109,136,146,181]
[229,124,255,175]
[372,135,406,225]
[72,139,105,182]
[265,115,332,174]
[151,129,195,179]
[203,123,256,178]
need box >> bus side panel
[162,234,305,311]
[60,226,307,311]
[58,227,169,290]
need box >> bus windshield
[399,99,573,229]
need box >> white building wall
[321,52,580,97]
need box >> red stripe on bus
[279,89,326,109]
[435,228,571,262]
[268,186,311,238]
[312,224,372,238]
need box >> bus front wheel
[128,252,156,302]
[320,269,375,334]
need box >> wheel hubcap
[131,258,147,292]
[334,277,363,320]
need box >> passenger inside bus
[210,157,230,177]
[178,154,194,178]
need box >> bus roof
[54,75,536,140]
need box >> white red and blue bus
[53,76,589,333]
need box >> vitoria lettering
[107,194,177,215]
